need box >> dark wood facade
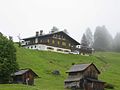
[22,31,80,51]
[11,69,38,85]
[64,63,105,90]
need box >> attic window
[54,34,57,38]
[58,35,61,39]
[53,34,57,38]
[54,34,56,38]
[62,36,65,40]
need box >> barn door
[84,83,93,90]
[28,73,34,85]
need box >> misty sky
[0,0,120,42]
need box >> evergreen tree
[113,32,120,52]
[85,28,93,47]
[63,29,69,34]
[81,33,88,48]
[93,26,113,51]
[0,32,19,83]
[50,26,59,33]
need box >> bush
[104,83,114,89]
[0,33,19,83]
[72,62,75,65]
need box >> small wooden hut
[64,63,105,90]
[11,68,38,85]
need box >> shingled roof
[66,63,100,74]
[11,69,29,76]
[11,69,39,77]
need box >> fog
[0,0,120,42]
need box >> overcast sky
[0,0,120,42]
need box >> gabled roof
[12,69,29,76]
[66,63,100,74]
[22,31,80,45]
[11,68,39,78]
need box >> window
[40,40,43,43]
[58,35,61,39]
[57,49,63,52]
[58,41,60,45]
[56,34,57,38]
[64,50,69,52]
[35,46,36,48]
[62,36,65,40]
[53,35,55,38]
[47,47,54,50]
[47,39,50,43]
[31,46,33,48]
[52,40,55,44]
[35,38,38,43]
[69,43,71,47]
[62,42,66,46]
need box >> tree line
[81,25,120,52]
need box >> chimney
[36,31,39,36]
[40,30,43,35]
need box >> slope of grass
[94,52,120,90]
[0,46,120,90]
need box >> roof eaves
[87,78,105,83]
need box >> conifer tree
[81,33,88,48]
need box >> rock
[52,70,60,75]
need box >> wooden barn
[11,69,39,85]
[64,63,105,90]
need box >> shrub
[104,83,114,89]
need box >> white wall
[23,44,71,54]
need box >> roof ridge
[66,63,97,73]
[73,63,92,66]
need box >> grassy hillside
[0,46,120,90]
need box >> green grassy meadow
[0,46,120,90]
